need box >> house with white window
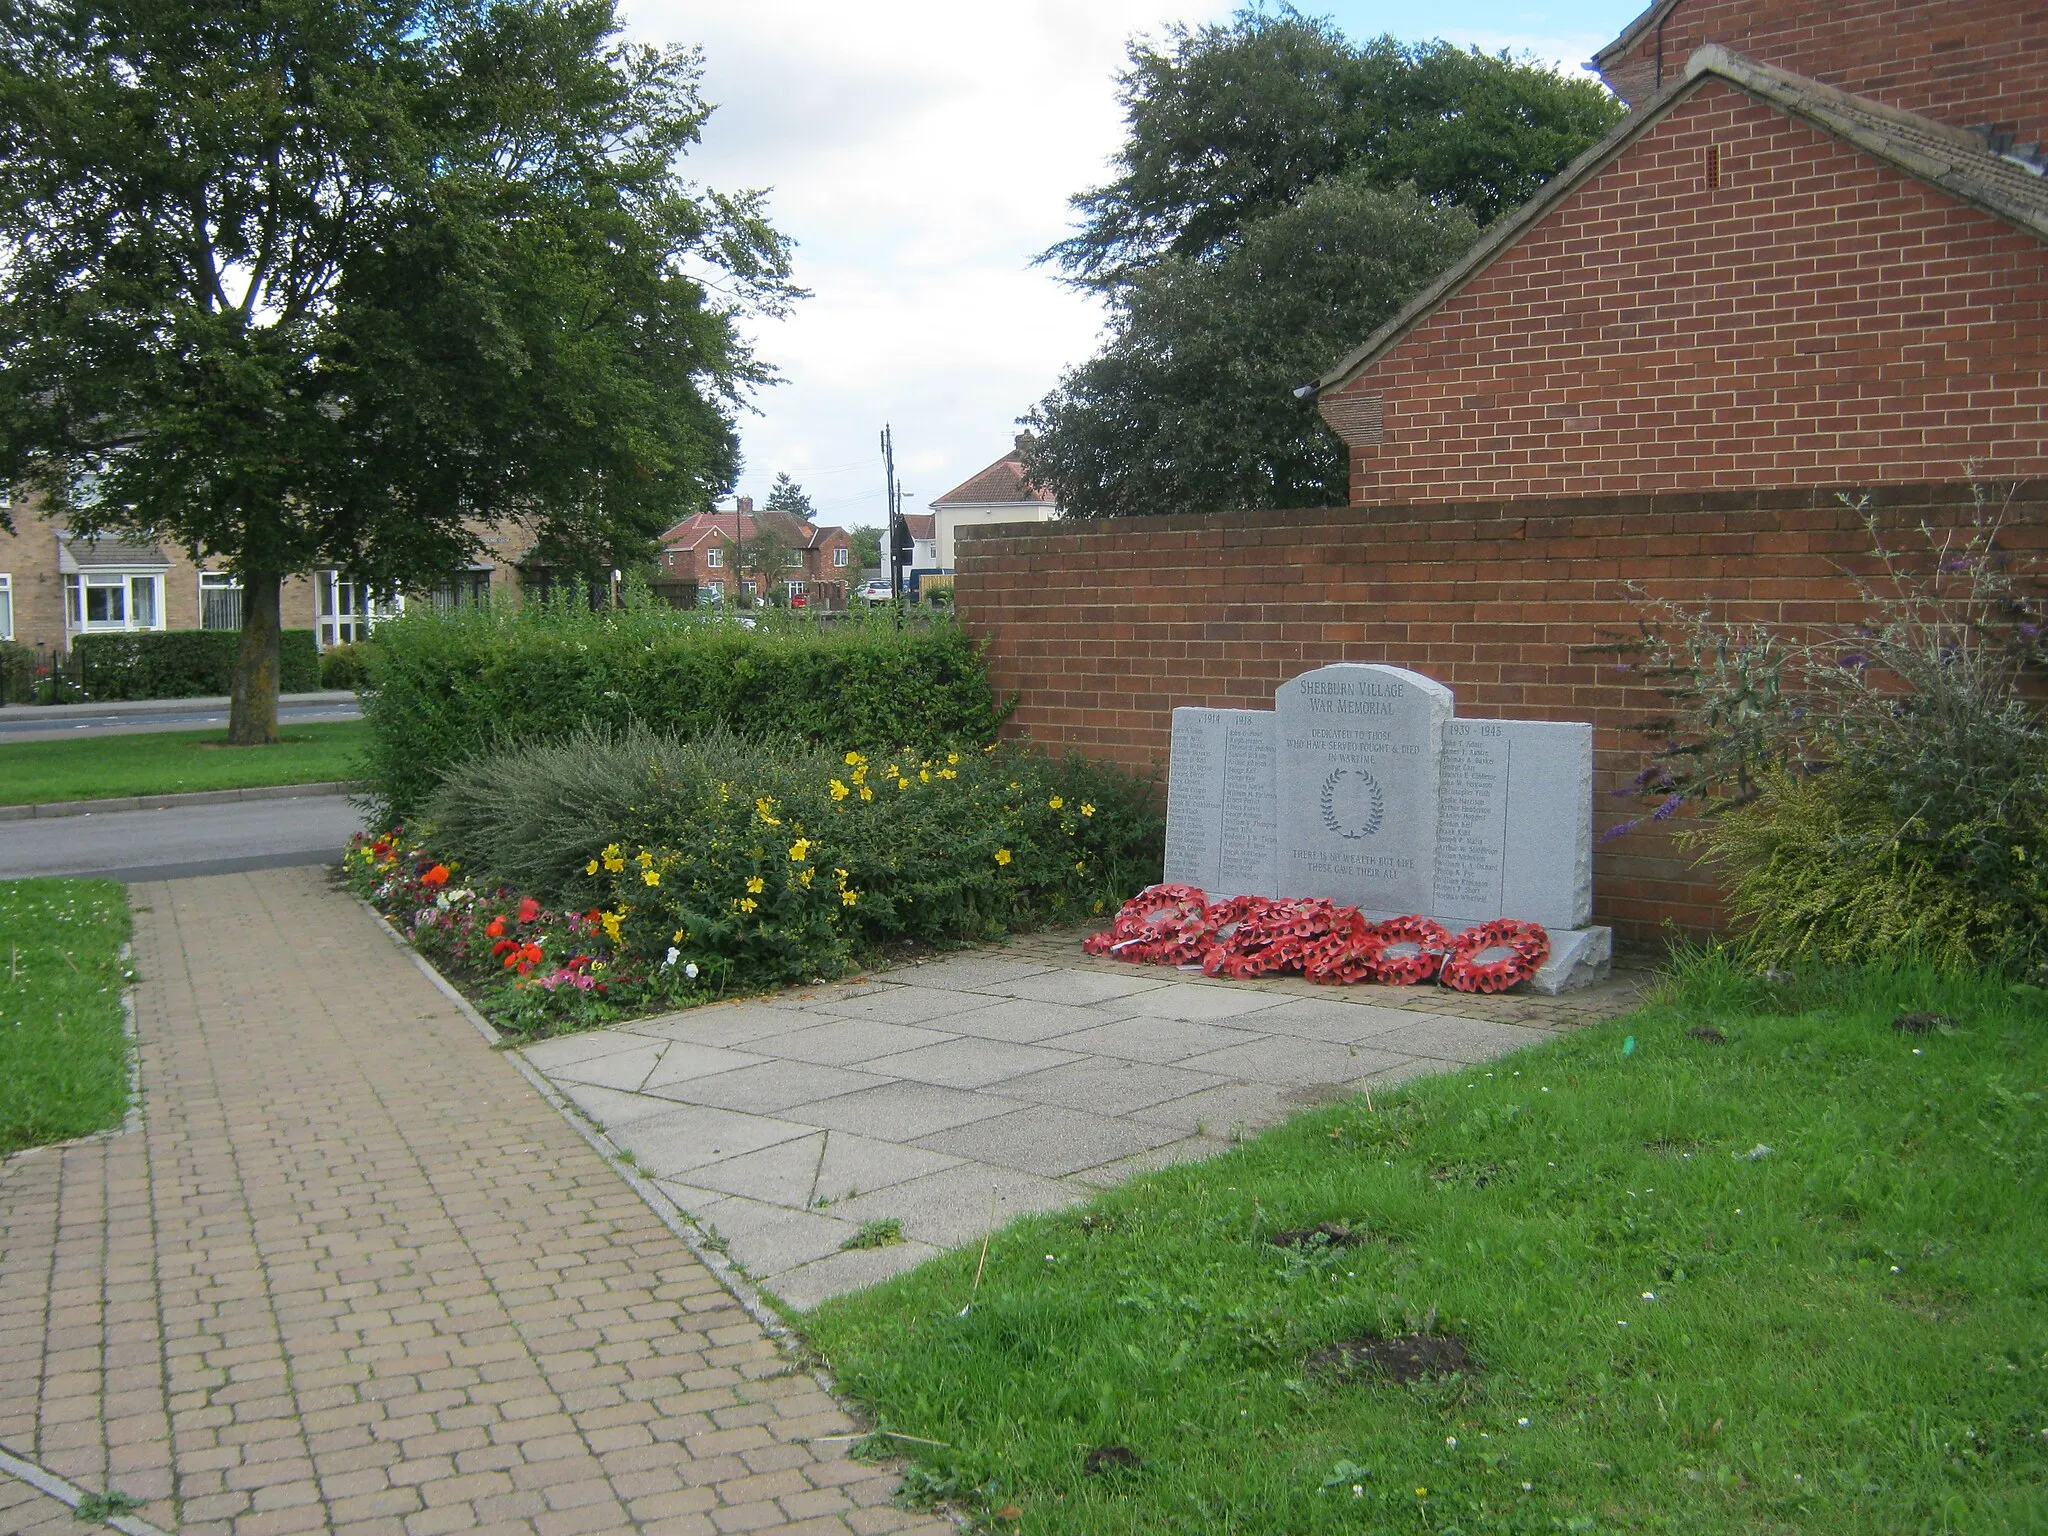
[657,498,855,609]
[0,506,540,657]
[906,436,1059,591]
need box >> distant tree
[1026,8,1621,517]
[0,0,796,741]
[1026,179,1475,517]
[1050,11,1622,292]
[846,525,883,571]
[725,526,792,606]
[763,472,814,518]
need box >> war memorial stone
[1163,663,1611,993]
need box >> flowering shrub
[343,831,686,1035]
[350,730,1164,1028]
[1603,490,2048,970]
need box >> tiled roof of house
[1315,46,2048,396]
[901,512,935,541]
[58,532,171,570]
[931,444,1055,508]
[659,509,848,552]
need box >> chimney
[736,495,754,514]
[1012,432,1035,455]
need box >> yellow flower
[845,751,865,766]
[896,777,911,791]
[852,764,868,784]
[585,859,600,875]
[603,843,621,859]
[798,867,815,887]
[738,896,758,913]
[1048,795,1064,810]
[939,768,957,780]
[756,797,782,826]
[885,764,899,778]
[1081,803,1095,817]
[829,779,849,801]
[746,875,765,894]
[858,785,873,801]
[919,768,931,783]
[636,850,654,869]
[984,743,996,752]
[994,848,1012,866]
[641,869,660,887]
[946,752,960,765]
[1075,860,1085,872]
[834,867,849,880]
[789,839,811,862]
[601,912,624,945]
[672,928,687,943]
[603,855,626,874]
[840,889,859,907]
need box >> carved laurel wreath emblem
[1319,767,1384,841]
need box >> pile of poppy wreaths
[1083,885,1550,994]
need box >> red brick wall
[953,483,2048,944]
[1321,82,2048,505]
[1600,0,2048,138]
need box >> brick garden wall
[954,481,2048,945]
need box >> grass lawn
[807,958,2048,1534]
[0,879,133,1154]
[0,719,366,805]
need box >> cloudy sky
[623,1,1647,529]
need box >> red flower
[485,916,506,938]
[517,897,541,924]
[422,864,450,888]
[492,938,518,958]
[521,941,544,965]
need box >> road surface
[0,793,366,882]
[0,691,361,743]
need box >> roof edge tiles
[1313,45,2048,397]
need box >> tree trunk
[228,570,283,746]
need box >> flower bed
[347,736,1164,1035]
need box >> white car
[858,578,894,605]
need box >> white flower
[663,946,680,969]
[685,962,699,979]
[1517,1418,1531,1427]
[1642,1291,1657,1301]
[1445,1436,1457,1448]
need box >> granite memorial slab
[1275,664,1453,913]
[1433,719,1594,931]
[1161,707,1277,898]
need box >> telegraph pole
[882,424,908,623]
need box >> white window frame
[832,546,849,567]
[199,570,242,632]
[705,546,723,568]
[64,570,165,634]
[783,548,804,567]
[317,570,403,649]
[0,573,11,640]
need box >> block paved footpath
[0,867,947,1536]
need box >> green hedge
[74,629,320,701]
[360,603,1010,818]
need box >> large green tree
[1027,8,1622,518]
[0,0,795,740]
[762,471,813,518]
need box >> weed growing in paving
[72,1489,143,1522]
[0,879,132,1153]
[843,1218,905,1251]
[807,954,2048,1533]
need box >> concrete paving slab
[1066,1133,1238,1188]
[990,968,1174,1006]
[608,1102,816,1176]
[940,996,1137,1043]
[789,1079,1015,1140]
[640,1039,775,1089]
[883,956,1061,992]
[770,1018,960,1066]
[520,1025,668,1070]
[994,1057,1230,1116]
[1113,981,1297,1022]
[696,1197,861,1274]
[814,1131,964,1205]
[771,1241,946,1311]
[1130,1079,1297,1136]
[827,1162,1082,1250]
[913,1104,1185,1178]
[687,1131,832,1206]
[543,1039,668,1091]
[805,984,1002,1027]
[621,1001,804,1047]
[555,1077,694,1127]
[1251,995,1441,1043]
[1365,1016,1558,1063]
[1042,1015,1270,1063]
[1177,1036,1415,1088]
[861,1036,1084,1089]
[662,1059,893,1114]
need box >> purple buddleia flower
[1651,794,1684,822]
[1599,817,1643,843]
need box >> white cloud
[622,0,1641,527]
